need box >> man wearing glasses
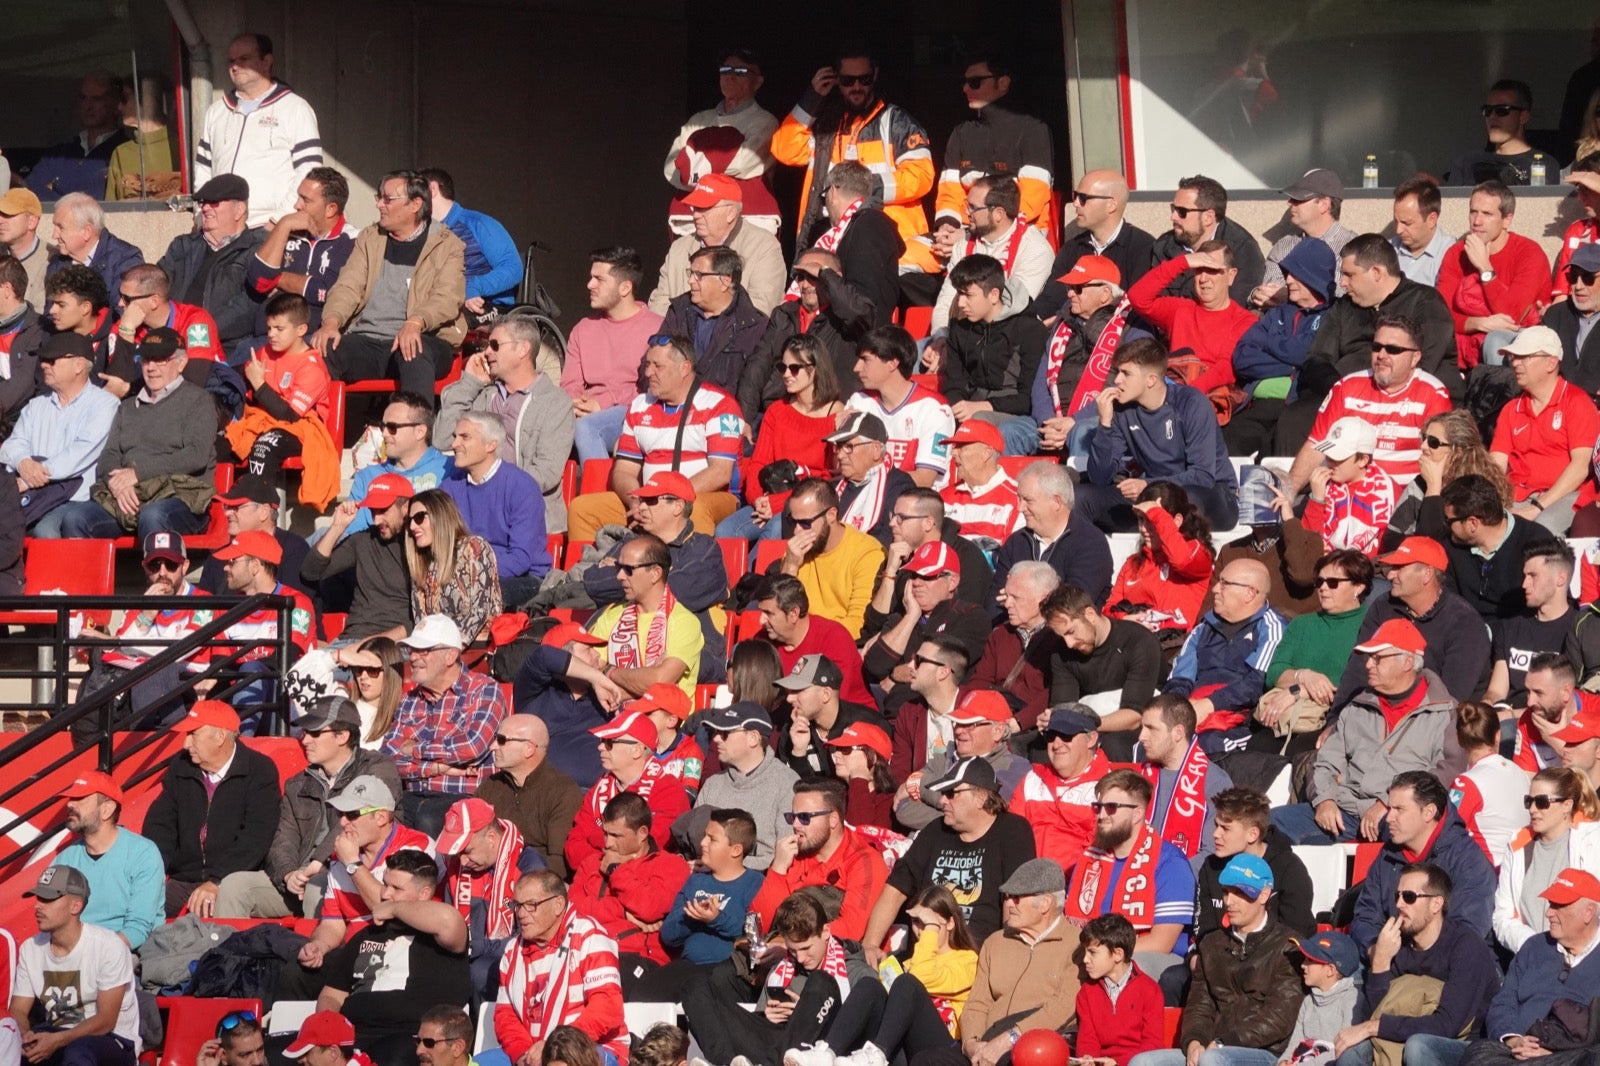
[751,778,887,941]
[1433,474,1559,622]
[743,246,875,415]
[1542,242,1600,401]
[1446,79,1558,187]
[659,244,769,421]
[1150,174,1264,306]
[338,393,449,539]
[862,540,992,718]
[648,173,786,316]
[476,714,582,876]
[926,175,1054,339]
[826,412,916,546]
[1550,159,1600,306]
[936,56,1053,238]
[894,690,1027,833]
[1031,175,1156,318]
[102,264,223,395]
[1251,168,1356,309]
[779,477,888,641]
[156,174,268,354]
[565,709,690,873]
[664,50,782,239]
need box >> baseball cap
[436,797,498,855]
[216,475,279,507]
[998,857,1066,896]
[1313,416,1378,461]
[172,700,241,733]
[38,332,96,363]
[1289,931,1360,977]
[1043,705,1099,738]
[356,473,415,511]
[487,613,531,649]
[401,614,464,651]
[775,654,844,691]
[1281,168,1343,201]
[1218,853,1275,899]
[1553,714,1600,745]
[298,695,363,734]
[627,683,693,721]
[591,710,658,748]
[949,690,1012,725]
[682,173,742,208]
[0,187,42,217]
[195,173,250,204]
[328,774,397,813]
[213,530,283,565]
[903,541,960,579]
[1377,537,1449,572]
[704,700,774,733]
[924,755,1000,795]
[1353,618,1427,656]
[1541,868,1600,906]
[631,470,698,504]
[542,621,606,649]
[1501,326,1563,360]
[946,420,1004,451]
[1056,255,1121,288]
[825,411,889,445]
[824,721,892,760]
[136,327,184,362]
[283,1011,355,1058]
[1570,243,1600,274]
[24,864,90,902]
[61,771,125,805]
[142,531,186,565]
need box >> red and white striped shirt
[495,907,628,1063]
[1310,370,1452,484]
[185,582,315,669]
[321,824,434,933]
[616,383,744,480]
[847,384,955,480]
[941,470,1022,550]
[100,583,209,669]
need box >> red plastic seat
[111,465,235,553]
[283,380,347,469]
[343,353,464,395]
[578,458,613,496]
[156,996,263,1066]
[999,455,1042,480]
[1162,1006,1182,1048]
[321,613,348,642]
[1352,842,1384,884]
[562,540,593,569]
[694,684,720,710]
[735,609,765,643]
[561,460,578,507]
[1042,189,1064,252]
[717,538,748,587]
[901,306,934,340]
[547,532,565,566]
[753,539,787,575]
[0,539,117,627]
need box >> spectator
[1253,169,1356,309]
[660,244,769,419]
[1451,701,1531,866]
[778,478,888,640]
[563,247,660,464]
[440,412,550,608]
[279,1012,365,1066]
[340,392,452,539]
[1488,326,1599,535]
[0,187,47,310]
[1513,654,1594,775]
[46,192,143,298]
[404,490,501,646]
[215,696,401,919]
[474,713,582,878]
[825,411,917,546]
[1274,620,1454,845]
[300,473,413,643]
[13,864,141,1066]
[102,70,181,197]
[845,326,956,488]
[757,576,872,704]
[224,292,335,495]
[103,264,227,400]
[888,635,970,785]
[928,176,1054,339]
[895,690,1028,832]
[508,623,628,790]
[1128,241,1257,404]
[438,316,575,534]
[186,529,316,702]
[420,167,521,314]
[158,175,268,353]
[41,265,115,384]
[1138,694,1235,862]
[1553,161,1600,306]
[1438,182,1552,369]
[1151,175,1266,306]
[1280,933,1361,1066]
[1485,544,1577,709]
[588,530,705,699]
[568,334,743,541]
[826,722,898,830]
[51,772,163,950]
[1432,474,1560,622]
[1197,788,1314,943]
[1075,914,1167,1066]
[566,710,691,872]
[810,162,903,330]
[1391,178,1453,287]
[937,55,1053,234]
[776,654,879,780]
[971,560,1062,729]
[937,253,1047,457]
[639,681,705,797]
[1387,409,1513,548]
[145,700,281,917]
[1493,767,1600,952]
[1554,709,1600,794]
[659,806,764,966]
[340,637,405,747]
[413,1007,474,1066]
[0,255,44,438]
[663,49,781,236]
[749,777,889,942]
[940,419,1022,556]
[1446,80,1559,187]
[1034,257,1147,459]
[696,701,801,870]
[312,170,467,396]
[244,166,357,347]
[1033,170,1157,317]
[862,541,991,714]
[1545,243,1600,409]
[26,72,129,197]
[994,461,1114,612]
[1044,584,1163,748]
[1014,705,1111,866]
[194,33,323,224]
[648,173,786,316]
[1107,486,1217,642]
[1302,417,1397,556]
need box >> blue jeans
[716,504,785,543]
[574,404,628,464]
[1336,1035,1468,1066]
[1478,330,1521,367]
[1132,1048,1280,1066]
[44,498,207,541]
[1271,801,1361,843]
[970,413,1040,457]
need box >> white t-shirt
[15,923,141,1051]
[847,385,955,481]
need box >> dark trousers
[401,790,459,837]
[1222,399,1286,458]
[683,959,885,1066]
[1075,479,1239,534]
[627,956,704,1001]
[328,331,454,395]
[862,974,957,1066]
[33,1031,135,1066]
[164,878,202,918]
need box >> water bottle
[744,912,767,959]
[1362,155,1379,189]
[1532,154,1548,184]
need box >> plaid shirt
[383,668,506,794]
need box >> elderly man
[1151,175,1265,305]
[1035,170,1156,318]
[847,325,956,488]
[1163,559,1285,754]
[196,474,310,595]
[1044,584,1163,750]
[757,575,872,705]
[1437,182,1551,369]
[476,713,583,878]
[0,187,47,309]
[824,411,916,546]
[563,247,660,463]
[648,172,786,315]
[742,247,874,417]
[440,412,551,607]
[569,334,744,541]
[194,32,323,225]
[144,701,282,917]
[1545,242,1600,400]
[245,166,357,345]
[928,175,1055,337]
[750,777,888,941]
[780,477,888,640]
[992,461,1113,617]
[566,709,691,872]
[1138,694,1234,862]
[301,472,413,643]
[312,169,467,394]
[971,561,1062,729]
[660,245,769,418]
[776,654,880,778]
[1014,705,1110,865]
[894,690,1028,832]
[816,161,904,328]
[46,192,143,297]
[51,772,164,950]
[1034,257,1148,455]
[1252,168,1356,308]
[588,531,704,702]
[0,332,119,536]
[157,175,268,352]
[663,49,780,236]
[420,167,522,314]
[866,486,992,629]
[381,614,508,835]
[940,419,1022,555]
[1392,178,1453,286]
[863,541,991,714]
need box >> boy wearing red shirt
[1074,914,1165,1066]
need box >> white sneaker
[689,1059,714,1066]
[782,1043,834,1066]
[731,1056,757,1066]
[836,1044,889,1066]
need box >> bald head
[1073,170,1130,237]
[492,713,549,778]
[1213,558,1270,623]
[1079,170,1130,206]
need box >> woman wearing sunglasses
[825,721,896,829]
[341,636,405,747]
[1492,766,1600,952]
[1384,409,1512,549]
[405,489,501,645]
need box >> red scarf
[448,818,525,940]
[1066,822,1161,930]
[964,221,1028,273]
[1140,741,1210,859]
[585,759,671,825]
[769,935,852,1001]
[787,199,862,300]
[607,585,677,671]
[1044,298,1132,418]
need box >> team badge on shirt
[187,323,211,348]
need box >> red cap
[1541,868,1600,905]
[631,470,698,504]
[356,472,415,511]
[946,420,1005,451]
[682,173,742,208]
[903,541,960,579]
[172,700,242,733]
[591,710,658,748]
[1553,715,1600,745]
[488,613,531,649]
[949,690,1013,725]
[542,622,606,649]
[1056,255,1122,288]
[284,1011,356,1058]
[628,682,693,721]
[1376,536,1449,572]
[436,797,498,855]
[213,530,283,565]
[61,771,125,805]
[825,722,893,760]
[1353,618,1427,656]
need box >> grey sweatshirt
[694,751,799,871]
[1282,977,1360,1066]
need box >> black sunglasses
[1422,434,1452,450]
[143,558,184,573]
[779,362,814,375]
[790,512,827,529]
[382,421,423,433]
[414,1036,457,1049]
[1370,342,1419,355]
[616,561,662,576]
[1526,793,1571,810]
[719,65,754,76]
[1073,192,1115,206]
[1568,267,1598,287]
[1481,103,1526,118]
[1395,890,1440,904]
[408,512,430,525]
[962,74,997,89]
[1089,800,1142,813]
[838,73,874,87]
[912,654,945,669]
[1313,576,1352,589]
[783,810,826,825]
[1170,203,1207,218]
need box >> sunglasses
[1525,793,1571,810]
[1568,268,1598,287]
[143,558,184,573]
[493,733,535,746]
[1170,203,1207,218]
[600,738,643,750]
[118,290,150,303]
[1422,434,1452,450]
[912,654,945,669]
[783,810,826,825]
[1044,730,1084,745]
[486,339,520,352]
[217,1011,257,1038]
[837,74,874,87]
[615,561,662,576]
[408,512,430,525]
[1395,890,1440,904]
[962,74,997,89]
[1481,103,1525,118]
[351,664,387,678]
[1089,800,1142,813]
[382,421,422,433]
[414,1036,456,1049]
[1072,192,1115,206]
[1313,576,1352,589]
[789,271,819,285]
[780,362,814,375]
[719,65,754,76]
[646,333,675,347]
[1370,342,1419,355]
[790,512,827,529]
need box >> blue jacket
[1165,602,1286,713]
[991,520,1113,620]
[1351,807,1498,954]
[512,644,608,789]
[1232,240,1337,400]
[1086,380,1238,499]
[439,202,522,306]
[1486,930,1600,1039]
[1359,918,1500,1042]
[47,229,144,300]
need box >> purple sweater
[442,461,551,579]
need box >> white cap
[1313,416,1378,462]
[400,613,464,650]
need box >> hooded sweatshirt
[1282,976,1360,1066]
[694,751,800,871]
[943,299,1048,415]
[1233,240,1337,402]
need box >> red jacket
[565,765,691,874]
[749,826,888,941]
[569,847,692,966]
[1129,255,1257,395]
[969,623,1058,731]
[1106,503,1214,634]
[1074,964,1166,1066]
[1436,232,1551,368]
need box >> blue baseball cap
[1218,853,1274,900]
[1289,931,1360,977]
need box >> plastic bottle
[1362,156,1379,189]
[1532,154,1547,184]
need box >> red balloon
[1011,1029,1071,1066]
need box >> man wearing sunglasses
[862,540,991,718]
[936,56,1053,237]
[1150,174,1264,306]
[664,49,781,240]
[100,264,224,397]
[744,245,875,416]
[1550,158,1600,306]
[196,473,310,597]
[302,472,414,644]
[1541,242,1600,402]
[1446,79,1557,188]
[694,701,799,871]
[566,709,691,873]
[895,689,1027,833]
[750,778,886,943]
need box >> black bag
[190,924,309,1001]
[488,613,561,683]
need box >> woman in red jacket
[1106,482,1216,644]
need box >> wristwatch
[1479,269,1496,283]
[344,861,361,875]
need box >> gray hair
[1047,890,1067,910]
[1020,461,1075,509]
[496,315,542,354]
[55,192,104,234]
[1006,560,1061,597]
[456,411,506,453]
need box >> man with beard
[563,247,660,464]
[1043,583,1163,754]
[301,473,413,643]
[779,477,887,641]
[1151,175,1264,305]
[566,710,691,873]
[750,778,887,941]
[1137,695,1234,864]
[50,772,163,950]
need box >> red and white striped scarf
[1044,298,1132,418]
[769,935,853,1001]
[1140,740,1211,859]
[837,459,893,534]
[448,818,525,940]
[585,759,672,826]
[963,220,1028,274]
[1066,822,1160,930]
[786,199,862,300]
[607,585,677,671]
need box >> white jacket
[194,83,322,226]
[1493,819,1600,952]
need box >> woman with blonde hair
[1492,765,1600,952]
[404,488,501,645]
[1385,409,1513,547]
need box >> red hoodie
[568,846,691,965]
[1129,255,1258,395]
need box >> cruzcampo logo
[187,323,211,348]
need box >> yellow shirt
[591,599,704,699]
[793,525,886,639]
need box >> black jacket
[145,742,282,884]
[741,269,874,420]
[1180,916,1302,1054]
[1195,828,1316,943]
[661,287,769,422]
[943,311,1047,415]
[1306,278,1463,399]
[836,465,918,546]
[1032,223,1158,317]
[1331,588,1492,711]
[1417,513,1558,622]
[863,518,996,640]
[157,227,268,350]
[834,207,904,329]
[992,519,1114,620]
[47,230,145,300]
[1543,299,1600,398]
[1152,217,1265,306]
[0,308,45,439]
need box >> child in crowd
[1279,932,1361,1066]
[636,683,706,799]
[660,809,764,964]
[1073,914,1165,1066]
[631,1024,689,1066]
[1303,416,1395,558]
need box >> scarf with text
[769,934,853,1001]
[1140,740,1210,859]
[607,584,677,672]
[1066,821,1161,930]
[786,198,862,300]
[585,758,671,827]
[1044,298,1132,418]
[837,459,893,534]
[449,817,525,940]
